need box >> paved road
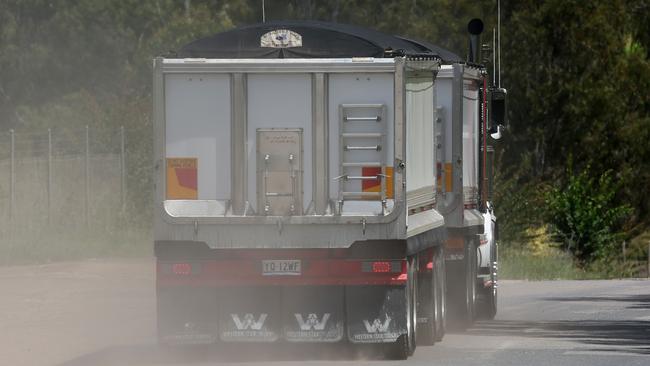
[1,259,649,366]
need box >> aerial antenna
[497,0,501,88]
[262,0,266,23]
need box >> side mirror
[489,124,504,140]
[489,87,507,133]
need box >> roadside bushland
[496,165,647,279]
[496,0,650,279]
[545,166,632,264]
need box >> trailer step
[338,104,387,212]
[341,132,383,138]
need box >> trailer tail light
[362,261,402,273]
[172,263,191,275]
[160,262,201,276]
[372,261,391,273]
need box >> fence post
[85,125,89,228]
[9,129,15,223]
[48,128,52,225]
[120,126,126,213]
[622,240,627,264]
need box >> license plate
[262,260,301,276]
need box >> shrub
[545,167,631,263]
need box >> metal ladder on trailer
[336,104,388,215]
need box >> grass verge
[500,245,595,280]
[500,244,650,280]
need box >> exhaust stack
[467,18,484,63]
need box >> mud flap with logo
[282,286,344,342]
[218,287,281,342]
[157,287,218,344]
[346,286,407,343]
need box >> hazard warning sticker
[361,166,393,199]
[166,158,197,199]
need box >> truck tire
[407,255,418,355]
[417,248,446,346]
[447,237,477,330]
[464,237,478,327]
[387,256,418,359]
[477,240,498,320]
[435,247,446,341]
[416,264,437,346]
[387,335,410,360]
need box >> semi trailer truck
[153,20,504,359]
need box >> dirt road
[2,259,649,366]
[0,259,155,366]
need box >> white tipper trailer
[153,20,501,359]
[435,63,500,324]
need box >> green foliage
[545,167,632,263]
[496,0,650,271]
[0,0,648,267]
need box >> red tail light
[372,261,392,273]
[362,260,402,273]
[172,263,192,275]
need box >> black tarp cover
[177,20,461,63]
[396,36,463,63]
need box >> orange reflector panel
[166,158,198,199]
[361,166,394,199]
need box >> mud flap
[282,286,344,342]
[346,286,407,343]
[218,287,281,342]
[157,287,218,344]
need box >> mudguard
[282,286,345,342]
[218,287,281,342]
[346,285,407,343]
[157,287,218,344]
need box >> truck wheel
[484,268,498,319]
[386,335,410,360]
[477,241,498,320]
[465,237,477,326]
[435,247,446,341]
[388,255,417,358]
[416,265,437,346]
[407,255,417,355]
[448,237,477,330]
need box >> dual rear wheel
[387,255,418,359]
[416,247,446,346]
[477,239,498,320]
[446,237,478,330]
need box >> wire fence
[0,127,128,240]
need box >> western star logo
[295,313,330,331]
[363,316,392,333]
[231,313,267,330]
